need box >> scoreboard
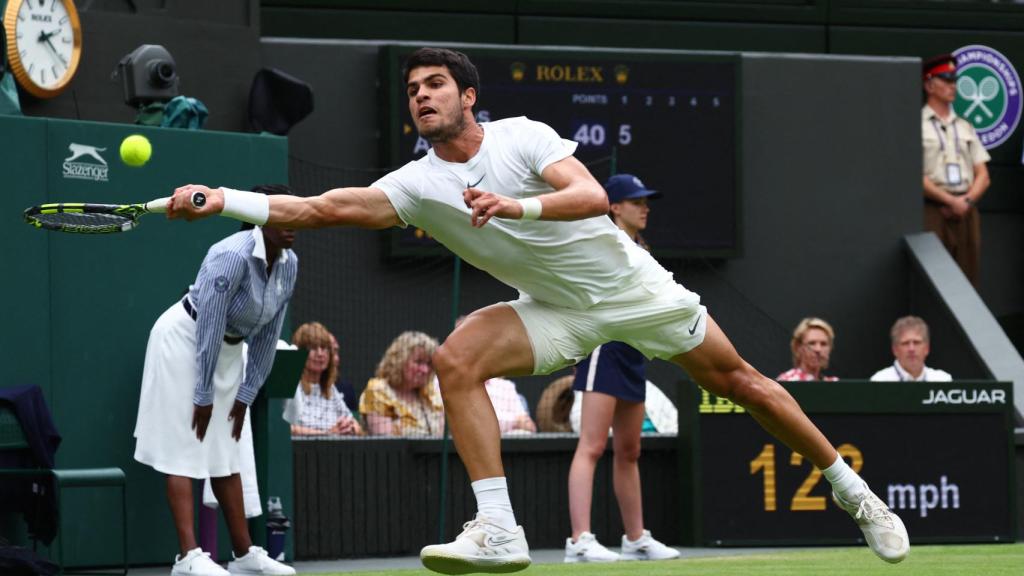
[381,45,740,258]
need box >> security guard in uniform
[921,53,991,288]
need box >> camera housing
[114,44,179,106]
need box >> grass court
[302,544,1024,576]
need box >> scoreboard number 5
[749,443,863,511]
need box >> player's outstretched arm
[463,155,607,227]
[167,184,402,230]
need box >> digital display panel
[382,46,740,258]
[699,414,1012,543]
[682,382,1016,545]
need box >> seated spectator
[870,316,952,382]
[360,331,444,437]
[777,317,838,381]
[536,375,575,433]
[286,322,362,436]
[485,377,537,435]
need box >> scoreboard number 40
[750,443,864,512]
[572,123,632,147]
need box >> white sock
[472,477,517,531]
[821,453,866,500]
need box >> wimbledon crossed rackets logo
[952,45,1022,149]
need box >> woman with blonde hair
[360,331,444,437]
[777,317,838,381]
[287,322,361,436]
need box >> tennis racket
[23,191,207,234]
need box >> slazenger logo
[922,388,1006,405]
[62,143,109,182]
[952,45,1022,149]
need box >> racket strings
[32,211,134,232]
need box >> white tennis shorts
[508,275,707,375]
[134,301,244,479]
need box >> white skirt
[134,301,245,479]
[202,385,263,518]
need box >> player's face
[612,198,651,233]
[892,329,929,374]
[401,348,433,390]
[406,65,473,142]
[796,327,832,372]
[926,77,957,104]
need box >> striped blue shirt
[188,228,298,406]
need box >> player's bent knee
[432,345,481,389]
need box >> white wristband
[220,187,269,225]
[517,197,542,220]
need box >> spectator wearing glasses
[360,331,444,437]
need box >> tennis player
[167,48,909,574]
[135,184,299,576]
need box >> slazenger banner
[952,45,1021,151]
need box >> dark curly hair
[402,47,480,102]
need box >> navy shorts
[572,341,646,403]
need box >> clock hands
[38,28,60,41]
[36,28,68,68]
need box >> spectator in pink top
[777,317,838,382]
[484,377,536,435]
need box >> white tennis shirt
[373,117,671,310]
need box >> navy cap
[604,174,662,204]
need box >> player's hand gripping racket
[23,191,206,233]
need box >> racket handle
[146,197,171,212]
[145,191,207,213]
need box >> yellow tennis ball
[120,134,152,167]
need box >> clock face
[4,0,81,98]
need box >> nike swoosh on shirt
[688,314,702,336]
[467,174,485,188]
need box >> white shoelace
[460,518,488,536]
[855,495,894,524]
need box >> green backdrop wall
[0,115,287,566]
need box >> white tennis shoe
[227,546,296,575]
[420,516,531,574]
[620,530,680,561]
[170,548,228,576]
[563,531,620,563]
[833,487,909,563]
